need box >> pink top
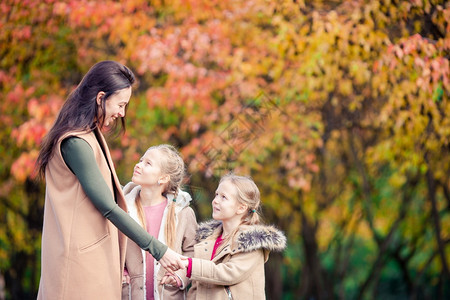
[144,201,167,300]
[211,235,224,260]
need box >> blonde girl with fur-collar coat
[122,182,197,300]
[162,174,287,300]
[187,220,286,300]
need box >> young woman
[121,144,197,300]
[36,61,186,300]
[162,174,287,300]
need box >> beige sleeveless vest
[37,128,127,300]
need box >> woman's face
[132,148,164,187]
[101,86,132,127]
[212,180,243,222]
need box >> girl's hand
[160,274,177,286]
[158,247,187,273]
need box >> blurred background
[0,0,449,299]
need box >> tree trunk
[0,272,4,300]
[265,252,283,300]
[299,208,331,300]
[426,167,450,279]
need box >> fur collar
[196,220,287,253]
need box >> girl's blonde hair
[216,173,262,251]
[136,144,186,248]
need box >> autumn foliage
[1,0,449,299]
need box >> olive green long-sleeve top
[60,137,168,260]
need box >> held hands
[158,247,188,274]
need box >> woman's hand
[158,247,187,273]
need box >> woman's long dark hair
[36,60,135,178]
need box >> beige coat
[122,183,197,300]
[187,220,286,300]
[38,128,128,300]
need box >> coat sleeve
[60,137,168,260]
[170,206,198,290]
[190,249,265,286]
[181,207,198,257]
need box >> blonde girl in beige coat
[162,174,287,300]
[122,145,198,300]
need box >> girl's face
[212,180,246,222]
[132,148,164,187]
[101,86,132,127]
